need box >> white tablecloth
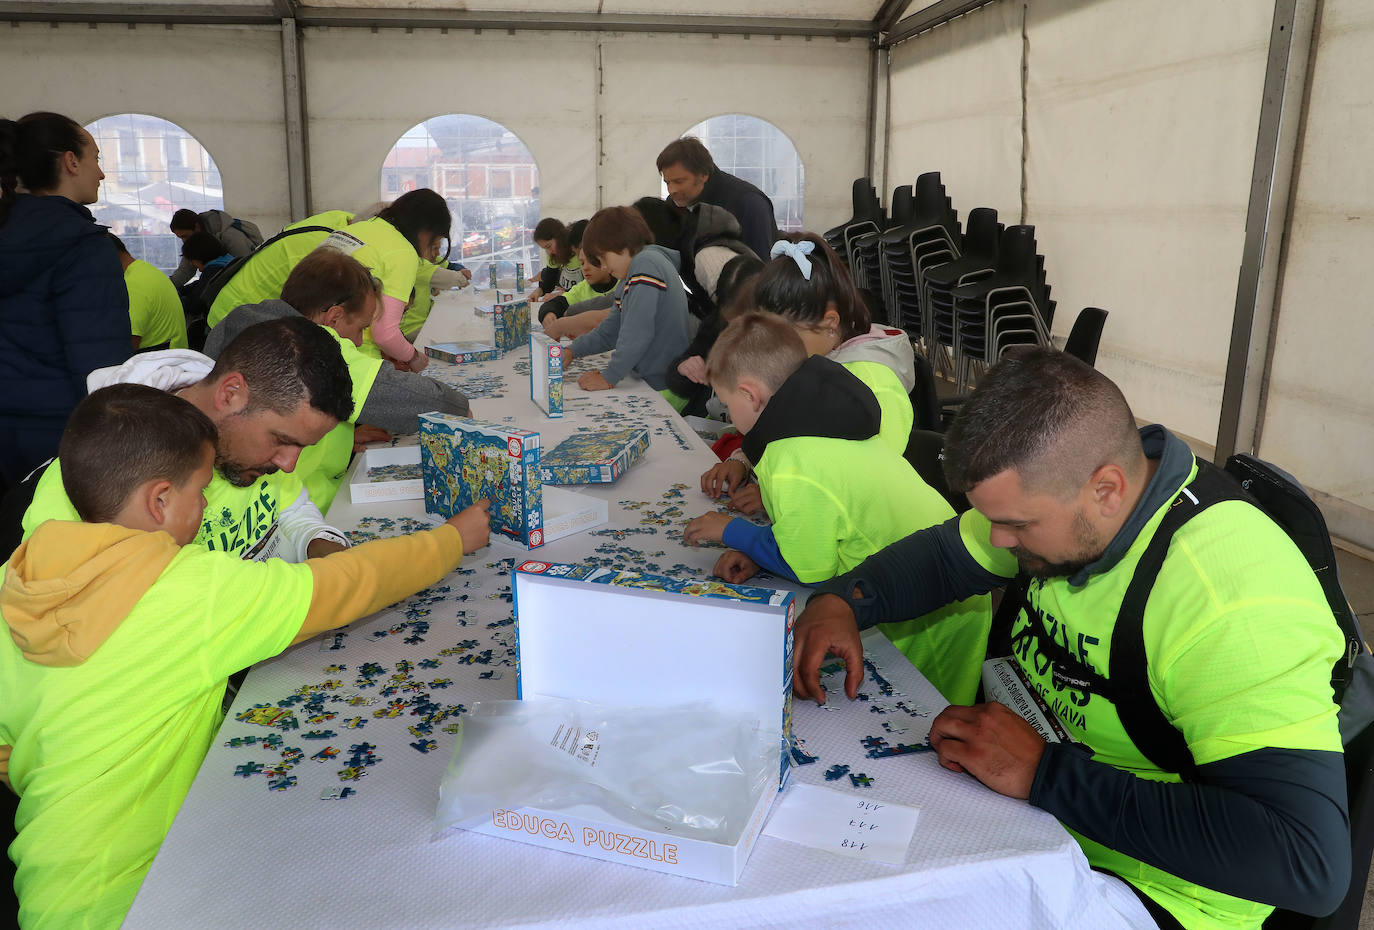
[123,291,1154,929]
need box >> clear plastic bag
[435,698,779,845]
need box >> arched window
[675,114,805,232]
[85,114,224,273]
[381,116,540,275]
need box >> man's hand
[406,350,429,373]
[927,702,1046,800]
[307,537,347,559]
[713,549,759,584]
[579,370,613,391]
[460,268,472,281]
[701,458,748,499]
[728,483,765,516]
[447,498,491,554]
[792,593,864,704]
[683,511,732,546]
[677,355,708,385]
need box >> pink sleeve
[373,294,416,362]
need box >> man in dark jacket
[657,137,779,263]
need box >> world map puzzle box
[419,412,545,547]
[538,428,650,485]
[529,331,564,418]
[493,298,531,353]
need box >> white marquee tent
[3,0,1371,546]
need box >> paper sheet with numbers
[764,784,920,865]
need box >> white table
[123,291,1154,929]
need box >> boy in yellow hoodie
[0,384,490,930]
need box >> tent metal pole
[280,16,311,221]
[0,4,873,38]
[1214,0,1317,462]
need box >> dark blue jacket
[697,169,780,263]
[0,194,132,435]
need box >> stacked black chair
[948,224,1054,391]
[822,179,883,269]
[878,172,961,346]
[1063,307,1109,366]
[850,184,912,326]
[921,207,1002,376]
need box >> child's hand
[448,499,491,553]
[677,355,708,385]
[684,511,732,546]
[713,550,759,584]
[701,459,747,499]
[728,483,765,516]
[579,370,612,391]
[542,316,563,340]
[406,350,429,373]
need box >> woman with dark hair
[529,217,583,301]
[0,111,132,487]
[315,188,451,372]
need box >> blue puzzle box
[529,331,564,418]
[425,342,500,365]
[418,412,545,547]
[539,428,650,485]
[494,298,531,353]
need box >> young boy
[559,205,693,393]
[0,384,490,930]
[683,312,990,705]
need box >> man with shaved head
[791,348,1349,929]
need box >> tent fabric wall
[0,23,867,246]
[0,23,291,235]
[597,32,868,233]
[1260,0,1374,527]
[1023,0,1273,446]
[302,27,600,228]
[886,1,1023,224]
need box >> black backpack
[992,453,1374,780]
[183,225,333,352]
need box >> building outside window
[381,115,540,276]
[86,113,223,273]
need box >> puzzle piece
[824,764,851,781]
[320,786,358,800]
[267,775,298,791]
[848,772,874,788]
[311,747,340,762]
[233,761,264,778]
[410,739,439,754]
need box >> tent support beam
[874,0,916,35]
[280,16,310,222]
[1214,0,1318,462]
[881,0,999,46]
[0,4,872,38]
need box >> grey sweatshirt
[568,245,693,391]
[203,300,471,433]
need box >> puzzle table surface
[124,289,1148,930]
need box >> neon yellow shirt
[842,360,913,456]
[293,326,383,511]
[123,260,188,350]
[402,258,442,338]
[959,471,1344,929]
[0,544,310,930]
[207,210,351,326]
[23,460,308,560]
[320,216,418,304]
[756,433,990,704]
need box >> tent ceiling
[2,0,964,39]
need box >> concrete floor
[1336,545,1374,930]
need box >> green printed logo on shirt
[195,476,280,558]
